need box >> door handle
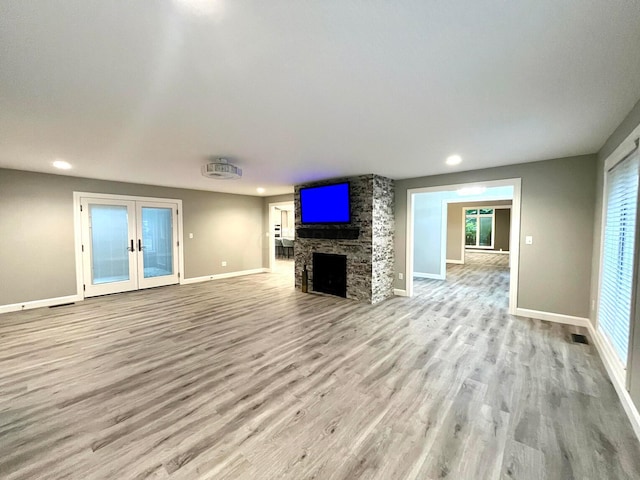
[129,239,134,252]
[138,239,143,251]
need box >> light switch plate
[525,236,533,245]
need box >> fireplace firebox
[312,253,347,298]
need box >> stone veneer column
[371,175,395,303]
[293,174,394,304]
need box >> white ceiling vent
[201,158,242,180]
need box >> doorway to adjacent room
[406,178,521,315]
[269,201,295,274]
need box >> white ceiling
[1,1,639,196]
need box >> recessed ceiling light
[446,155,462,166]
[256,187,265,194]
[52,160,72,170]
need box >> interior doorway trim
[73,192,185,298]
[405,178,522,315]
[268,201,295,272]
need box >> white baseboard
[514,308,591,327]
[414,272,445,280]
[585,321,640,441]
[446,259,464,264]
[393,289,408,297]
[0,294,82,314]
[181,268,268,285]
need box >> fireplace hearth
[312,253,347,298]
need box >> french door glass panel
[91,205,130,284]
[137,203,179,289]
[82,199,138,297]
[142,207,173,278]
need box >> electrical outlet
[399,273,403,280]
[221,261,227,267]
[525,236,533,245]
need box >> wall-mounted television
[300,182,350,224]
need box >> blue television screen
[300,182,350,224]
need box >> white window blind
[598,147,639,365]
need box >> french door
[80,196,180,297]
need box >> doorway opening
[406,178,521,315]
[268,201,295,276]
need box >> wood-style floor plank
[0,254,639,479]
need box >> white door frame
[73,192,184,298]
[268,201,294,272]
[406,178,522,315]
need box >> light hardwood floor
[1,255,639,479]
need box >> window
[465,208,494,248]
[598,147,639,367]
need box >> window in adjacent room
[465,208,495,248]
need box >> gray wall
[589,98,640,408]
[446,200,512,261]
[495,208,511,252]
[395,154,597,318]
[599,98,640,161]
[0,168,264,306]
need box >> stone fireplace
[294,174,395,304]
